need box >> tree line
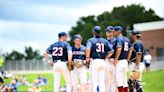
[3,47,43,61]
[3,4,163,61]
[69,4,163,45]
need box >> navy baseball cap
[114,26,123,32]
[73,34,82,40]
[58,32,67,37]
[131,29,141,36]
[105,26,114,32]
[93,26,101,33]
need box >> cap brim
[137,34,141,36]
[105,29,113,32]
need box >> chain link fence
[2,56,164,72]
[3,60,52,72]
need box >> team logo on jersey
[72,51,85,55]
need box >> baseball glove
[48,60,53,67]
[74,61,83,68]
[130,69,140,80]
[85,62,90,69]
[67,62,74,70]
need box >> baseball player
[86,26,114,92]
[71,34,89,92]
[44,32,72,92]
[128,29,144,92]
[105,26,116,92]
[113,26,131,92]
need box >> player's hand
[48,60,53,67]
[104,58,109,63]
[85,57,90,68]
[113,59,118,66]
[86,57,90,63]
[85,62,90,69]
[67,62,74,71]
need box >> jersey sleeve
[86,39,92,49]
[82,45,86,51]
[65,43,72,52]
[134,43,143,54]
[128,40,132,49]
[107,41,114,52]
[46,44,53,55]
[116,37,123,48]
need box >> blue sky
[0,0,164,54]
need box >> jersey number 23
[52,47,63,56]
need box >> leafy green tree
[24,46,43,60]
[5,50,24,61]
[69,4,162,45]
[4,46,43,61]
[69,15,97,45]
[110,4,162,29]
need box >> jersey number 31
[96,43,104,52]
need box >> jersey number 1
[52,47,63,56]
[96,43,104,52]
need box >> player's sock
[118,86,124,92]
[124,87,128,92]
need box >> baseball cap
[114,26,123,32]
[93,26,101,33]
[131,29,141,36]
[73,34,82,40]
[58,32,67,37]
[105,26,114,32]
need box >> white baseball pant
[115,59,128,88]
[90,59,106,92]
[53,60,71,92]
[71,65,88,92]
[105,58,116,92]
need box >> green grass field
[3,70,164,92]
[3,73,65,91]
[142,70,164,92]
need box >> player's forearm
[85,48,91,63]
[135,54,142,66]
[85,48,90,58]
[44,52,53,66]
[105,51,113,60]
[114,47,122,60]
[68,51,72,63]
[44,52,49,61]
[127,48,132,62]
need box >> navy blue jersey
[130,40,144,62]
[86,37,114,59]
[107,38,116,58]
[46,41,71,62]
[107,38,116,45]
[113,35,131,60]
[72,45,86,61]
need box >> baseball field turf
[3,70,164,92]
